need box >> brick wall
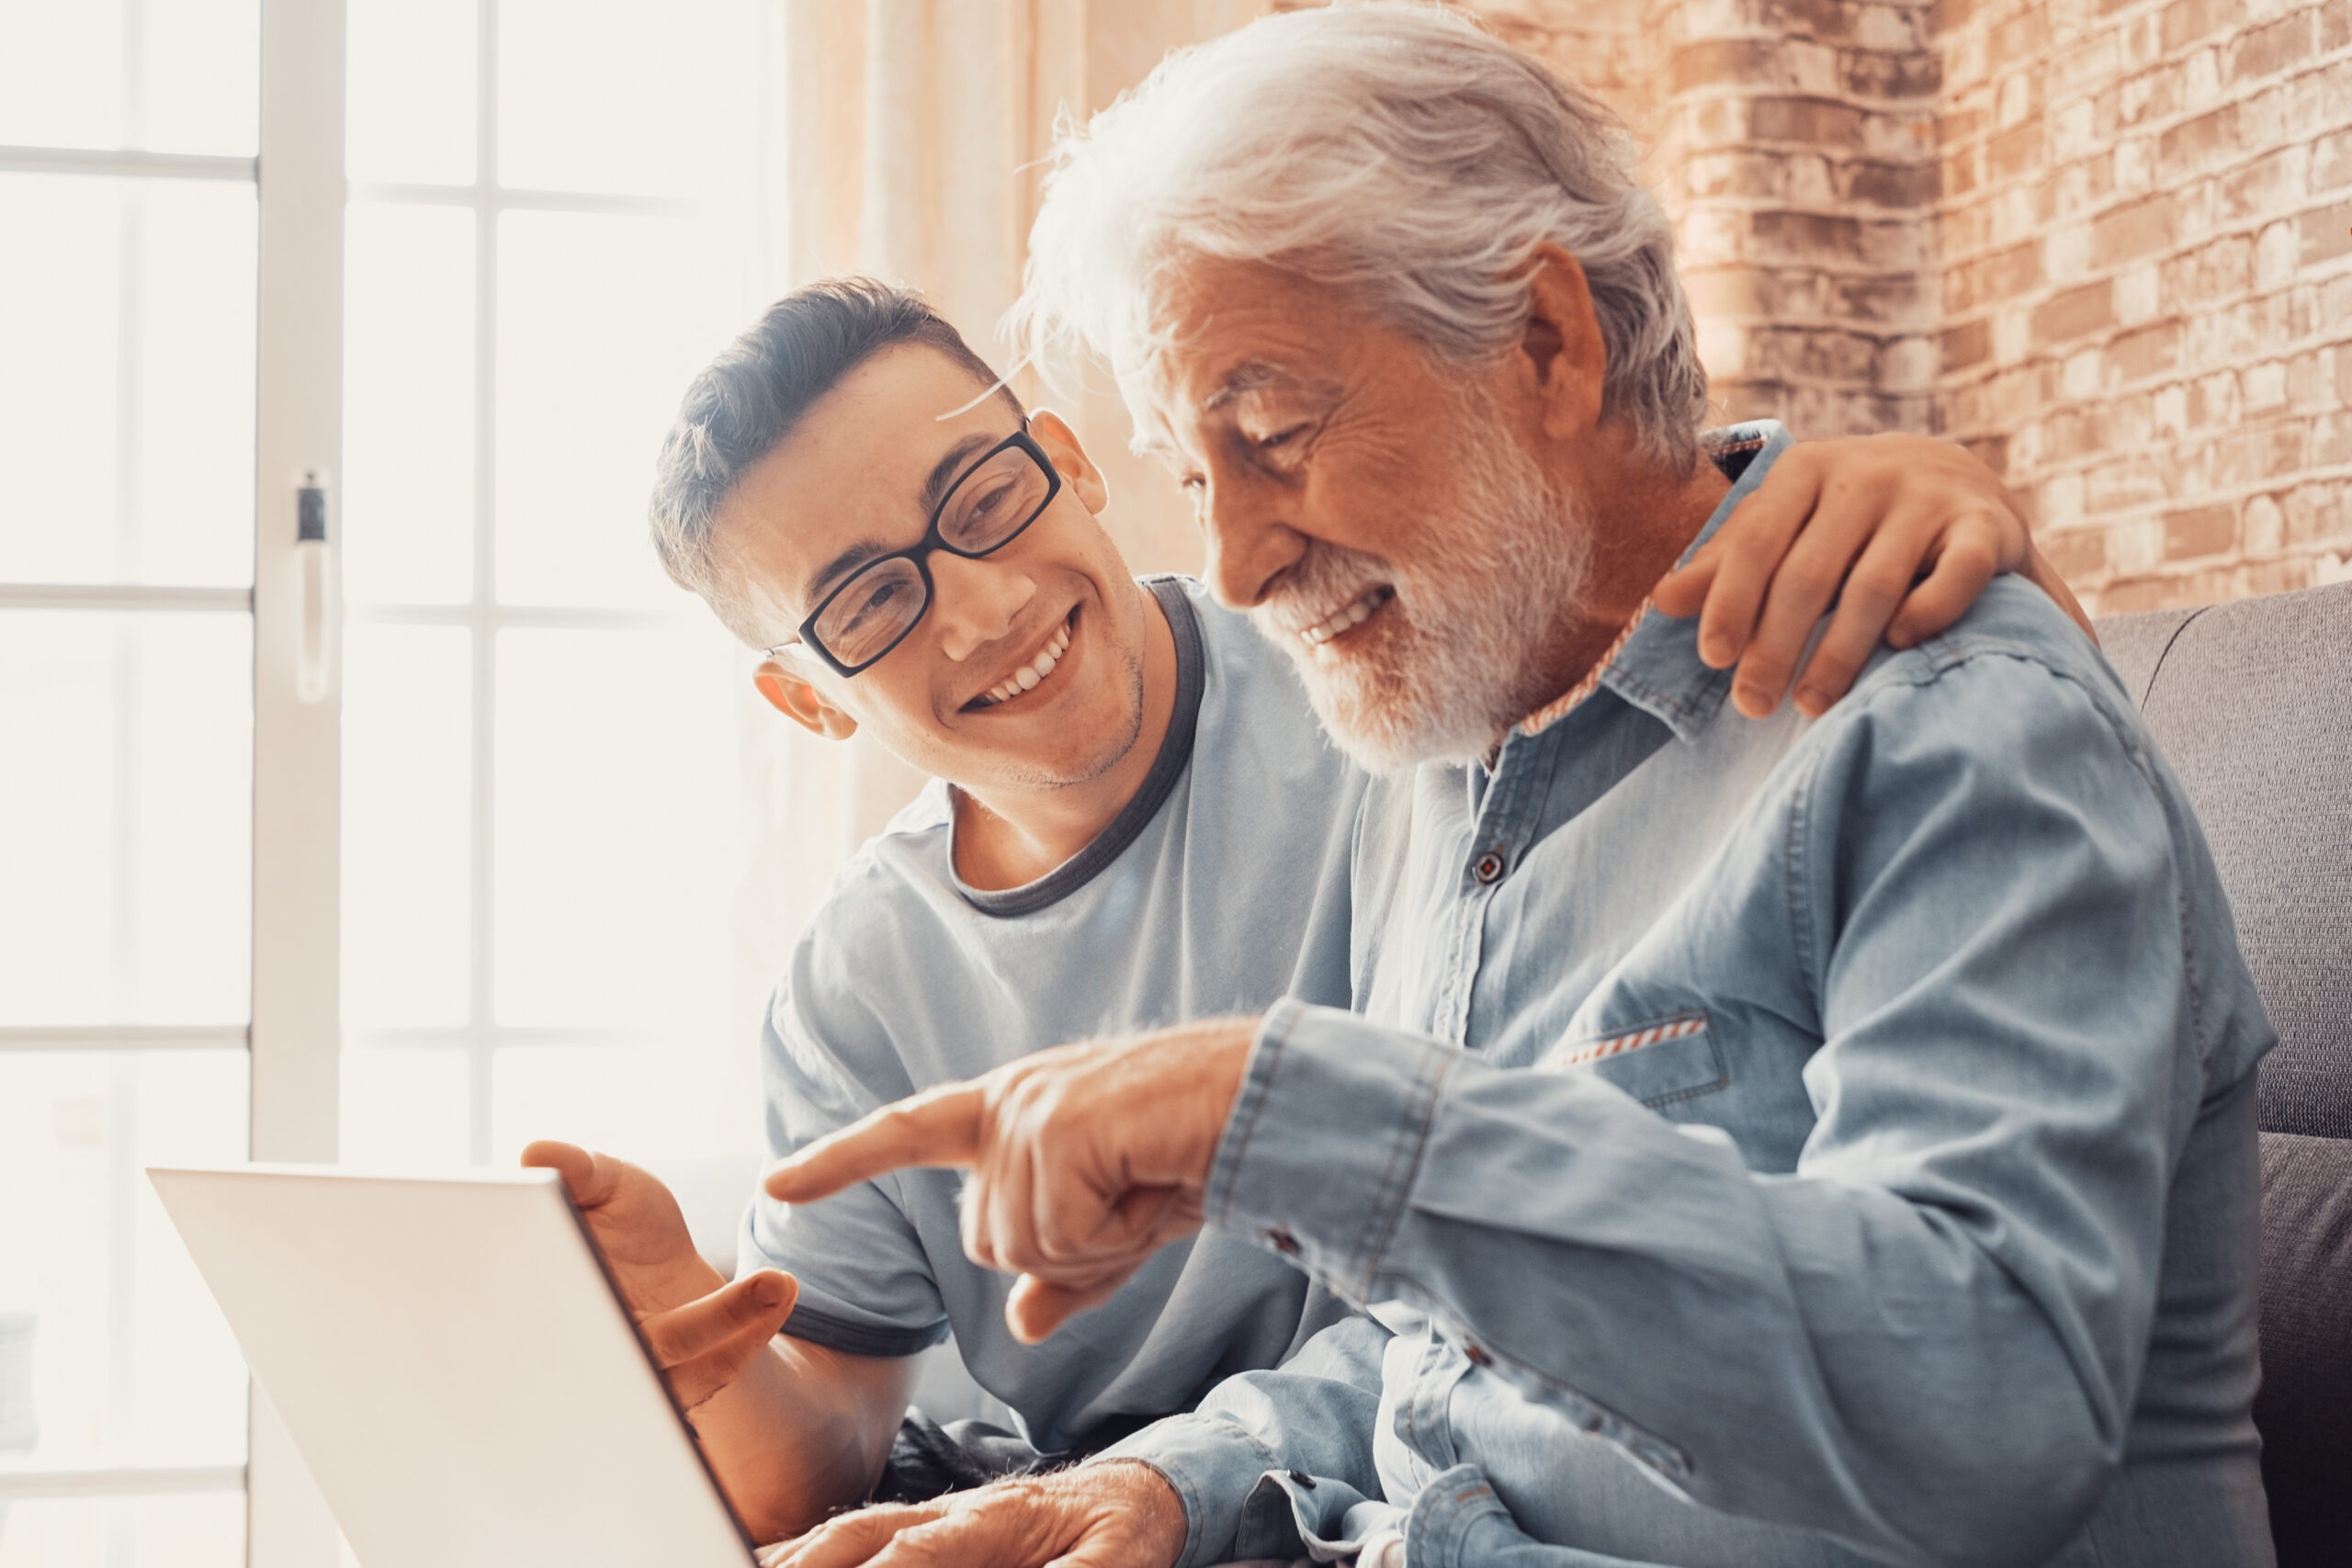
[1933,0,2352,611]
[1468,0,2352,614]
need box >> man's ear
[1516,241,1608,442]
[752,656,859,740]
[1026,409,1111,516]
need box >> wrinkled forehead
[1113,256,1389,437]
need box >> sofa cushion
[2255,1131,2352,1565]
[2099,582,2352,1140]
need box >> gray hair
[1009,1,1708,473]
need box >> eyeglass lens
[810,442,1054,669]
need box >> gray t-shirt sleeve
[737,981,950,1359]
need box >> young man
[529,276,2075,1550]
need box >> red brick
[2109,63,2181,129]
[2284,480,2349,547]
[2226,10,2314,84]
[2032,279,2118,342]
[2160,0,2238,52]
[2163,503,2238,558]
[1987,119,2043,182]
[2324,0,2352,51]
[2161,236,2253,307]
[2155,105,2235,181]
[2303,204,2352,266]
[2086,457,2172,513]
[2316,129,2352,194]
[2043,528,2109,580]
[2107,318,2183,382]
[1747,96,1872,146]
[2092,195,2175,266]
[1841,160,1941,206]
[1943,317,1994,371]
[1844,49,1942,98]
[1992,5,2049,61]
[2219,147,2310,226]
[1669,39,1787,94]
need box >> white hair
[1009,1,1709,473]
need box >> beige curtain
[754,0,1266,863]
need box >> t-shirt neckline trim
[951,577,1206,917]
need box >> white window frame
[0,2,343,1562]
[246,0,345,1562]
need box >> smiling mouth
[1298,585,1395,647]
[965,607,1078,711]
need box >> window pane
[494,211,745,609]
[0,613,251,1028]
[139,0,260,157]
[0,176,255,589]
[339,1045,469,1170]
[0,1,258,156]
[0,1050,250,1475]
[0,1493,244,1568]
[343,204,476,605]
[496,0,752,198]
[492,626,735,1029]
[342,625,471,1030]
[346,0,477,186]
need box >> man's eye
[842,578,906,630]
[1254,425,1306,451]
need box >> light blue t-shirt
[739,576,1366,1453]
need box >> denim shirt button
[1473,850,1508,885]
[1263,1225,1301,1256]
[1288,1468,1317,1490]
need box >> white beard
[1253,412,1594,774]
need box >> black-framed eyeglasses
[770,425,1061,677]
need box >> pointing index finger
[763,1085,987,1202]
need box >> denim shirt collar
[1592,420,1792,746]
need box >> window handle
[294,471,336,704]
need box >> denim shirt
[1102,424,2276,1568]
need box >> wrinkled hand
[522,1140,797,1409]
[763,1021,1254,1343]
[1656,432,2094,718]
[753,1461,1186,1568]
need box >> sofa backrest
[2097,581,2352,1568]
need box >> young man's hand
[1656,432,2095,718]
[763,1021,1253,1344]
[752,1461,1186,1568]
[523,1141,798,1409]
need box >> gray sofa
[2100,581,2351,1567]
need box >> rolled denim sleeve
[1092,1312,1392,1568]
[1204,651,2221,1568]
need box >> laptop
[148,1165,759,1568]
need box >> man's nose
[928,549,1037,662]
[1200,469,1305,611]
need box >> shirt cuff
[1089,1410,1282,1568]
[1204,998,1458,1303]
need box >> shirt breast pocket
[1544,1010,1728,1109]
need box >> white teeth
[978,618,1074,708]
[1301,587,1392,646]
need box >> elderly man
[532,276,2052,1551]
[768,6,2276,1568]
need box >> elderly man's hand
[1655,432,2095,719]
[523,1140,798,1409]
[763,1021,1255,1343]
[752,1461,1187,1568]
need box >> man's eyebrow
[805,432,1001,605]
[917,432,999,523]
[1199,360,1317,412]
